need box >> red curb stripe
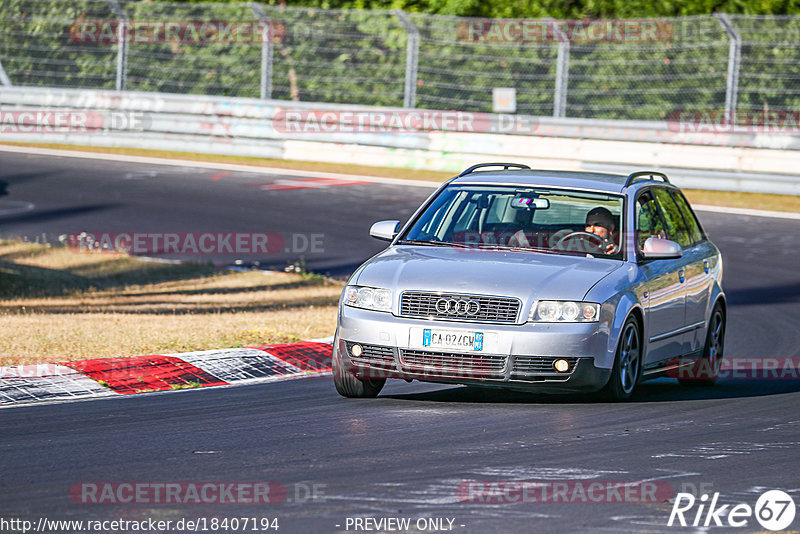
[251,342,332,373]
[61,356,228,394]
[249,177,370,191]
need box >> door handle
[678,269,685,283]
[703,260,709,274]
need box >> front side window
[400,185,624,259]
[635,190,667,252]
[652,188,692,248]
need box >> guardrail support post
[715,13,741,117]
[393,10,419,109]
[249,3,273,100]
[553,39,570,118]
[105,0,128,91]
[0,60,12,86]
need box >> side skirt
[642,350,703,380]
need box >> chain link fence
[1,0,799,120]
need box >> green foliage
[1,0,798,120]
[122,2,261,96]
[205,0,800,17]
[0,0,117,89]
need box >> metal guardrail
[2,86,798,149]
[2,86,800,196]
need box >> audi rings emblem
[435,298,480,316]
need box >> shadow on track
[0,203,120,225]
[726,282,800,306]
[380,377,800,405]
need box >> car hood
[353,245,623,303]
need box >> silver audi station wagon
[333,164,726,400]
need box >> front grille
[400,292,520,324]
[399,349,507,379]
[347,343,395,369]
[512,356,579,377]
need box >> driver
[584,207,618,254]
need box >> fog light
[351,344,363,358]
[554,359,570,372]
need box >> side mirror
[641,237,682,260]
[370,220,400,242]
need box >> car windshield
[400,185,624,259]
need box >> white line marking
[0,200,35,216]
[693,203,800,220]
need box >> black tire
[332,347,385,398]
[601,316,642,401]
[679,304,725,387]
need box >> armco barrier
[1,87,799,195]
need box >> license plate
[422,329,484,351]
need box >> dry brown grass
[0,241,341,366]
[682,188,800,213]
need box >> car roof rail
[624,170,670,187]
[457,163,531,177]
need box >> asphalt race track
[1,150,799,533]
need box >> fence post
[553,38,570,118]
[105,0,128,91]
[715,13,741,117]
[249,3,273,100]
[392,10,419,109]
[0,60,11,86]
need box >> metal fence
[1,0,799,120]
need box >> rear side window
[652,189,692,248]
[670,191,705,244]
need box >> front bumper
[336,306,613,393]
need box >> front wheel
[332,346,386,398]
[601,316,641,401]
[679,304,725,387]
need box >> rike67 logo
[668,489,796,531]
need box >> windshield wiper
[397,239,470,248]
[470,243,556,254]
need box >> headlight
[529,301,600,322]
[343,285,393,312]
